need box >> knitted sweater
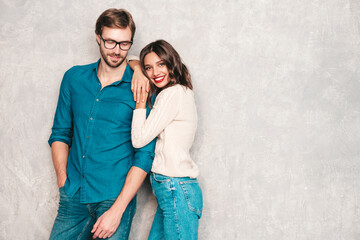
[132,84,199,178]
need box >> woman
[131,39,203,240]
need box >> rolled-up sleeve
[48,70,73,147]
[133,139,156,173]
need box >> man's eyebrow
[102,37,130,42]
[101,36,115,41]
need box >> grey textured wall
[1,0,360,239]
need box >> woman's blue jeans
[149,173,203,240]
[49,188,136,240]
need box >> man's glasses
[99,35,132,51]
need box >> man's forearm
[51,141,69,187]
[90,166,148,238]
[111,166,148,214]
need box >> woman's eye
[159,63,165,67]
[145,67,151,71]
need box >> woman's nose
[153,67,159,76]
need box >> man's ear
[95,34,100,46]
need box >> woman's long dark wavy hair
[140,39,193,106]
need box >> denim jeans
[148,173,203,240]
[49,188,136,240]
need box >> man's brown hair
[95,8,136,41]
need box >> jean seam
[77,216,93,240]
[180,182,202,217]
[150,175,156,197]
[121,200,133,240]
[170,180,182,240]
[179,180,197,184]
[87,204,96,218]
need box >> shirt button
[90,117,93,120]
[82,155,86,158]
[96,99,99,102]
[86,136,89,139]
[81,175,84,178]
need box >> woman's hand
[130,61,149,103]
[135,91,148,109]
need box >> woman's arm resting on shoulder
[128,59,149,103]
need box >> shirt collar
[121,63,133,83]
[93,58,133,84]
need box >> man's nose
[114,44,122,53]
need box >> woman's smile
[144,51,171,88]
[153,75,165,83]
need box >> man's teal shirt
[49,60,156,203]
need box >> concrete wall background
[1,0,360,239]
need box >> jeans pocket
[153,173,171,183]
[180,180,203,218]
[100,198,117,209]
[151,174,172,199]
[58,178,67,192]
[58,187,70,205]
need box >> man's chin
[105,57,126,68]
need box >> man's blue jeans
[148,173,203,240]
[49,188,136,240]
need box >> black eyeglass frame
[99,35,133,51]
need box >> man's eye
[106,40,116,45]
[121,42,129,46]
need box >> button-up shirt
[48,59,156,203]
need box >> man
[48,8,155,239]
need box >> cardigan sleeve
[131,86,181,148]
